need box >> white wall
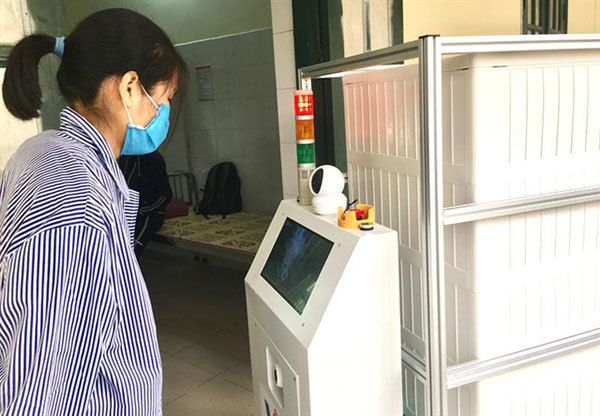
[341,0,393,57]
[0,70,40,174]
[165,28,282,213]
[271,0,298,200]
[1,0,31,44]
[403,0,520,42]
[0,0,53,173]
[64,0,272,45]
[569,0,600,33]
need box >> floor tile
[202,331,251,365]
[160,349,172,362]
[219,363,253,392]
[162,316,222,345]
[140,244,256,414]
[208,305,249,338]
[153,307,185,329]
[175,343,239,375]
[163,377,256,416]
[158,330,196,356]
[161,356,215,404]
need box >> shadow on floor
[140,243,257,416]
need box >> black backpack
[194,162,242,218]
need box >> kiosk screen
[261,218,334,314]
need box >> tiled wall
[163,28,282,214]
[63,0,273,44]
[271,0,298,200]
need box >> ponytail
[2,34,55,120]
[2,9,186,123]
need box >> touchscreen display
[261,218,334,314]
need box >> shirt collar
[59,107,131,199]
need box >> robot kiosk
[245,197,402,416]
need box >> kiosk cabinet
[245,200,402,416]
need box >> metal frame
[523,0,568,34]
[298,40,419,86]
[167,170,199,205]
[418,35,447,415]
[444,186,600,226]
[298,34,600,415]
[447,327,600,390]
[0,45,12,63]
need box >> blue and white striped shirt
[0,108,162,415]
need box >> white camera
[309,165,348,216]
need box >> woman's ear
[119,71,140,107]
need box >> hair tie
[54,36,65,58]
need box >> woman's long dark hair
[2,8,187,121]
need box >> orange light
[294,90,314,117]
[295,119,314,140]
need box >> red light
[294,90,313,117]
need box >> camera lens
[311,168,324,194]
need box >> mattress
[157,211,272,255]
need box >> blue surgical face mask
[120,83,170,156]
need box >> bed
[155,171,272,264]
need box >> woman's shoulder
[16,129,88,158]
[2,130,103,212]
[0,131,113,249]
[7,129,96,180]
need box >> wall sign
[195,65,214,100]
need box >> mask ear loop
[122,81,158,126]
[139,82,159,109]
[122,101,134,125]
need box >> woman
[0,9,185,414]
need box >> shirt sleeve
[0,224,114,415]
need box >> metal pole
[298,40,420,80]
[298,68,312,91]
[446,327,600,390]
[439,34,600,54]
[443,186,600,226]
[297,36,599,83]
[418,34,447,416]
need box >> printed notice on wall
[195,65,214,100]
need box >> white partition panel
[447,344,600,416]
[343,46,600,415]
